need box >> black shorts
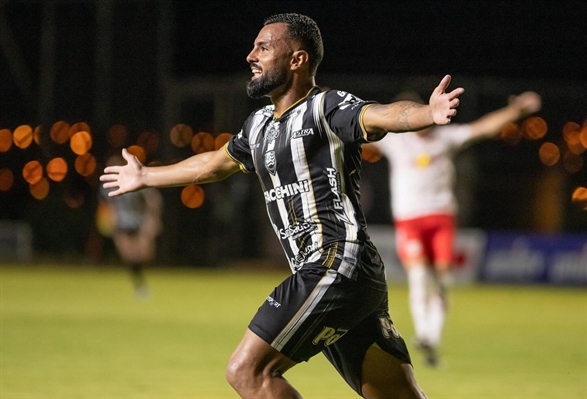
[248,263,411,395]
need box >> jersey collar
[273,86,321,121]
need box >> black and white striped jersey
[226,87,386,280]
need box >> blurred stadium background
[1,1,586,397]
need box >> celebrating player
[101,13,463,399]
[367,90,541,367]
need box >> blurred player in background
[100,13,464,398]
[367,90,542,367]
[98,154,163,299]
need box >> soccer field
[1,264,585,398]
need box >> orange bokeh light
[46,157,68,182]
[33,125,42,145]
[126,145,146,164]
[75,153,97,176]
[499,122,522,146]
[571,186,587,209]
[22,160,43,184]
[522,116,547,140]
[170,124,194,147]
[580,126,587,149]
[191,131,214,154]
[68,122,91,138]
[538,142,560,166]
[13,125,34,149]
[562,121,580,141]
[564,129,581,146]
[29,177,50,200]
[562,151,583,173]
[214,133,233,150]
[107,124,128,148]
[181,184,205,208]
[362,146,382,163]
[137,130,160,155]
[64,190,85,209]
[50,121,71,144]
[0,168,14,191]
[70,131,93,155]
[0,129,13,152]
[567,141,586,155]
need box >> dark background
[1,0,586,265]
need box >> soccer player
[101,13,463,399]
[99,154,163,299]
[367,90,541,367]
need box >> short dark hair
[264,13,324,76]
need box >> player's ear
[290,50,309,71]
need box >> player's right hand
[100,148,145,196]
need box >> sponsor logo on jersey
[279,219,317,240]
[266,296,281,308]
[264,180,310,203]
[262,107,274,117]
[379,315,401,339]
[291,242,319,267]
[337,92,363,110]
[326,168,352,224]
[312,326,349,346]
[291,128,314,139]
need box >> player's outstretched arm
[100,146,241,197]
[468,91,542,139]
[362,75,465,136]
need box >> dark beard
[246,68,287,99]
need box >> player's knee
[225,354,262,392]
[225,356,247,390]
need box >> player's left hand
[509,91,542,116]
[429,75,465,125]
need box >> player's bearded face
[246,64,288,99]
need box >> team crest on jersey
[265,151,276,175]
[264,124,279,175]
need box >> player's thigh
[395,218,429,266]
[322,297,412,395]
[430,215,455,267]
[362,346,427,399]
[248,265,385,364]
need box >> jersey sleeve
[322,90,381,144]
[225,122,255,173]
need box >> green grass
[1,264,585,398]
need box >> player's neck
[271,78,316,119]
